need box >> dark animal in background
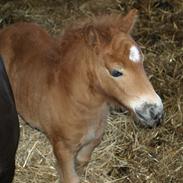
[0,56,19,183]
[0,9,163,183]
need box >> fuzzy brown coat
[0,9,162,183]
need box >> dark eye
[110,69,123,77]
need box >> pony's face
[99,33,163,127]
[85,9,163,127]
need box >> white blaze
[129,46,140,62]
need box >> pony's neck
[58,40,106,110]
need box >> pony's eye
[110,69,123,77]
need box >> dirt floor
[0,0,182,182]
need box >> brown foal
[0,9,163,183]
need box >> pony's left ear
[120,9,138,33]
[84,25,112,48]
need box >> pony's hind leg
[52,141,79,183]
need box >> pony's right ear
[120,9,138,33]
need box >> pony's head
[83,9,163,127]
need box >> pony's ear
[120,9,138,33]
[84,25,100,47]
[84,25,111,48]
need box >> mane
[58,14,124,58]
[55,14,124,92]
[63,13,123,32]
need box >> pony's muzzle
[134,103,163,127]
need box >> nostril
[153,112,160,121]
[149,106,162,121]
[135,109,147,121]
[156,119,161,127]
[149,107,155,119]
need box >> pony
[0,56,19,183]
[0,9,163,183]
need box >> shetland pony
[0,9,163,183]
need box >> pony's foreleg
[76,137,102,165]
[52,141,79,183]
